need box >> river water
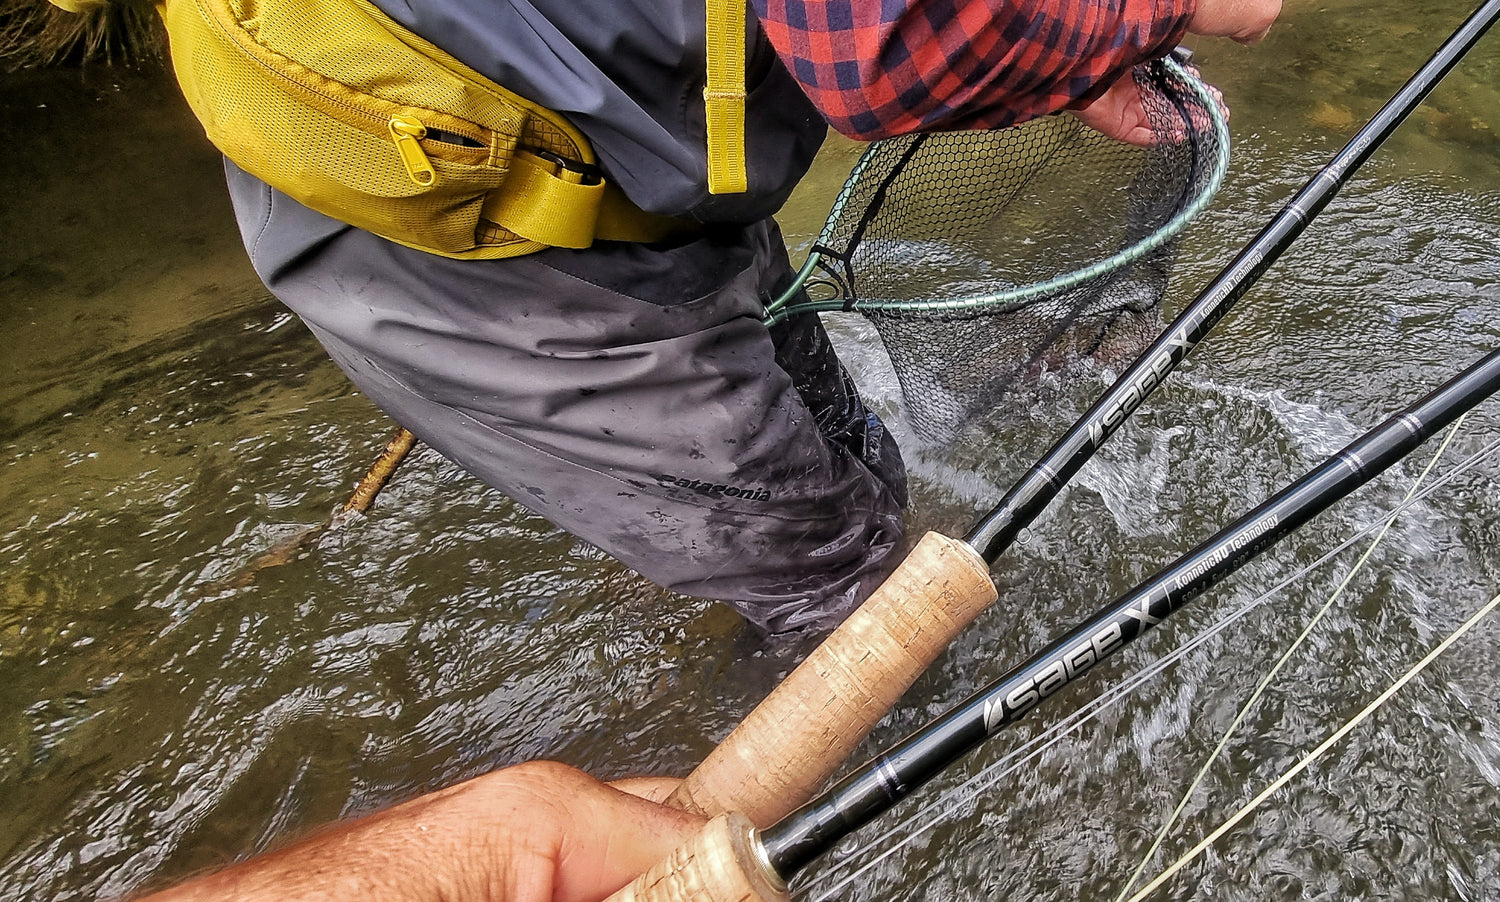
[2,2,1498,899]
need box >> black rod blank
[756,0,1500,881]
[963,0,1500,564]
[766,349,1500,876]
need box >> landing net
[765,55,1229,445]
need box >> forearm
[137,780,511,902]
[133,763,703,902]
[752,0,1196,140]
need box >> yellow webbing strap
[483,152,686,248]
[703,0,748,194]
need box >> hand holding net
[766,55,1229,445]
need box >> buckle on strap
[483,149,695,249]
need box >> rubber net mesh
[770,57,1226,445]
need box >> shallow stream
[2,2,1499,898]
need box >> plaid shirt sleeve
[751,0,1196,140]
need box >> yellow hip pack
[150,0,689,258]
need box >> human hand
[1188,0,1283,44]
[135,761,706,902]
[1073,0,1281,145]
[1070,62,1228,146]
[1069,76,1157,146]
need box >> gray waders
[226,162,907,634]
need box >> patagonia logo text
[656,474,771,502]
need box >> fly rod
[664,0,1500,830]
[613,348,1500,901]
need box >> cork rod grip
[606,812,786,902]
[667,531,996,826]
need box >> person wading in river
[52,0,1280,637]
[77,0,1287,898]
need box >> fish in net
[765,54,1229,446]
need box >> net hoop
[763,56,1230,326]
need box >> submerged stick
[339,426,418,519]
[199,425,417,592]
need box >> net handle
[664,531,996,827]
[762,56,1229,325]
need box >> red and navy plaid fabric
[752,0,1195,140]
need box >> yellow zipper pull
[389,115,438,187]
